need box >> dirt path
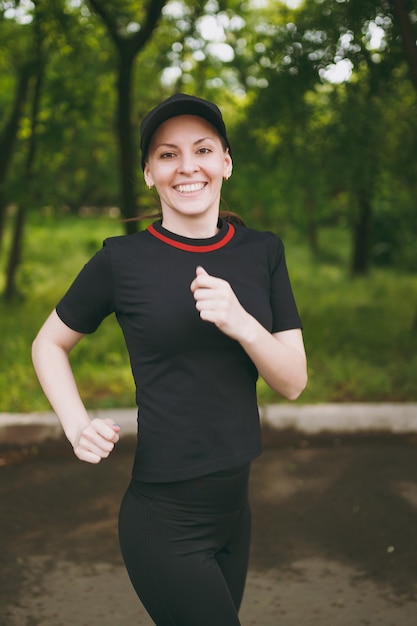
[1,438,417,625]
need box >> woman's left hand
[190,266,250,341]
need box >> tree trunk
[351,192,373,275]
[392,0,417,91]
[4,203,27,301]
[117,52,138,234]
[0,63,32,251]
[392,0,417,328]
[3,28,44,300]
[87,0,167,234]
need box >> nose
[177,152,200,175]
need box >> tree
[0,5,35,251]
[0,0,119,297]
[393,0,417,90]
[4,0,46,300]
[227,0,417,273]
[87,0,167,233]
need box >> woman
[32,93,307,626]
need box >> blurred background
[1,0,416,412]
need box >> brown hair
[122,209,246,227]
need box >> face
[144,115,232,230]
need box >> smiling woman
[143,114,232,237]
[31,92,307,626]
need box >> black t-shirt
[56,219,302,482]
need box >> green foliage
[259,226,417,404]
[0,0,415,407]
[0,214,133,412]
[1,0,417,282]
[0,0,120,212]
[1,215,416,413]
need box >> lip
[174,182,207,195]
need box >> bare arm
[191,267,307,400]
[236,325,306,401]
[31,310,120,463]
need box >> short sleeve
[269,235,302,332]
[55,242,115,334]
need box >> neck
[161,214,220,239]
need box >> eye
[197,147,212,154]
[160,151,176,159]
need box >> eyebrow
[153,137,217,150]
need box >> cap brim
[140,95,231,169]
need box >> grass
[1,213,416,412]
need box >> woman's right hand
[32,311,122,463]
[73,418,120,464]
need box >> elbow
[31,327,45,353]
[281,344,308,401]
[31,332,50,369]
[283,371,308,402]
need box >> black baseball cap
[140,93,232,170]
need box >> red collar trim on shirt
[147,222,235,252]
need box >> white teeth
[175,183,205,193]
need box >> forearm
[238,314,307,401]
[31,336,90,446]
[32,310,119,464]
[191,267,307,399]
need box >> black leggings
[118,464,251,626]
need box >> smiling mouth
[174,183,206,194]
